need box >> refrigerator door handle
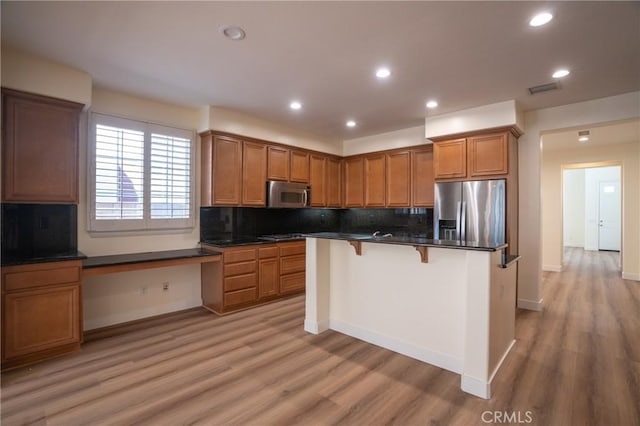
[460,201,466,241]
[456,201,462,241]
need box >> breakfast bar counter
[303,235,518,399]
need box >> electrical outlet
[162,282,169,291]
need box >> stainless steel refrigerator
[434,179,506,246]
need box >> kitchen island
[304,233,519,399]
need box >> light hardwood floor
[2,248,639,425]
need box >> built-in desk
[82,248,221,276]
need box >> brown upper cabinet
[364,154,386,207]
[433,130,513,181]
[411,146,434,207]
[2,88,83,203]
[344,157,365,207]
[326,158,342,207]
[467,132,508,177]
[309,155,327,207]
[242,141,267,206]
[267,146,290,181]
[290,150,310,183]
[386,151,411,207]
[201,134,243,206]
[433,138,467,180]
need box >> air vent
[578,130,590,137]
[528,82,560,95]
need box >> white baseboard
[461,339,516,400]
[329,319,462,374]
[542,264,563,272]
[517,298,543,311]
[622,272,640,281]
[461,374,491,399]
[304,319,329,334]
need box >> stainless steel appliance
[434,179,506,246]
[266,181,311,208]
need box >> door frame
[561,161,623,269]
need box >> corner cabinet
[1,260,83,371]
[2,88,83,204]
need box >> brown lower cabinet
[1,260,83,371]
[201,241,305,314]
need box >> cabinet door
[2,89,82,203]
[412,147,435,207]
[364,154,386,207]
[212,136,242,205]
[279,272,305,294]
[344,157,364,207]
[468,132,508,177]
[242,141,267,206]
[290,151,310,183]
[259,258,279,298]
[434,138,467,180]
[3,284,81,360]
[326,158,342,207]
[309,155,327,207]
[267,146,290,181]
[386,151,411,207]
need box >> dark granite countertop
[304,232,507,252]
[1,251,88,267]
[82,248,221,269]
[200,237,305,247]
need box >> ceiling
[542,119,640,152]
[2,1,639,140]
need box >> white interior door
[598,181,621,251]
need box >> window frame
[88,112,195,233]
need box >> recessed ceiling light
[426,100,438,109]
[289,101,302,110]
[552,69,570,78]
[375,67,391,79]
[219,25,246,41]
[529,12,553,27]
[346,120,356,128]
[578,136,589,142]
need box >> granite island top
[303,232,508,252]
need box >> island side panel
[326,240,467,374]
[304,237,331,333]
[488,250,517,376]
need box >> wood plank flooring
[2,248,639,425]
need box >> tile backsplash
[200,207,433,241]
[1,204,78,259]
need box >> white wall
[1,46,92,106]
[584,166,621,251]
[342,125,428,156]
[520,91,640,308]
[541,143,638,278]
[80,87,203,330]
[562,169,585,248]
[202,106,342,155]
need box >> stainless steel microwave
[266,181,311,208]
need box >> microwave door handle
[303,189,308,206]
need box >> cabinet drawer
[280,272,305,294]
[3,266,81,292]
[280,255,305,275]
[224,261,256,277]
[279,243,305,257]
[259,246,279,259]
[223,248,256,263]
[224,273,257,292]
[224,287,258,307]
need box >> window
[89,113,194,232]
